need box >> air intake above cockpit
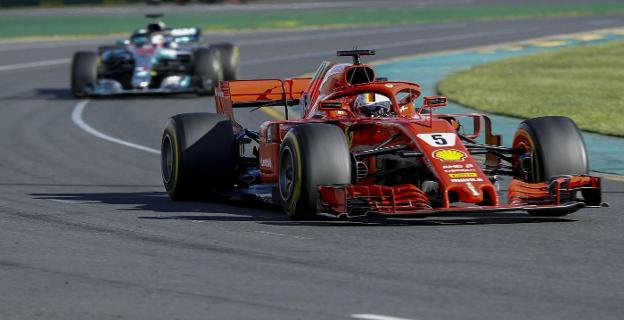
[345,65,376,85]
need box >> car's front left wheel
[278,123,352,220]
[512,116,589,216]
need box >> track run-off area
[1,15,624,320]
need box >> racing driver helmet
[354,92,392,117]
[150,34,166,47]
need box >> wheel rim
[513,131,537,182]
[279,147,295,201]
[161,135,174,184]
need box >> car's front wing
[90,77,195,96]
[318,175,603,219]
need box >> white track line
[48,199,98,205]
[0,58,69,72]
[254,230,313,240]
[351,314,415,320]
[71,99,160,155]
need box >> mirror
[423,96,448,108]
[318,100,344,110]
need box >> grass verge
[437,41,624,137]
[2,3,624,39]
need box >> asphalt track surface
[1,16,624,320]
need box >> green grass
[437,41,624,137]
[2,3,624,39]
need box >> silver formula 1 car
[71,14,239,97]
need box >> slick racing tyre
[211,43,240,81]
[71,51,98,98]
[278,124,352,220]
[161,113,235,200]
[513,116,589,216]
[192,48,223,96]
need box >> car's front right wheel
[210,43,240,81]
[512,116,589,216]
[192,48,223,96]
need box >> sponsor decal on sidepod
[261,158,272,168]
[450,178,483,183]
[448,172,478,178]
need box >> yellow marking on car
[449,172,478,178]
[344,128,354,147]
[171,128,181,194]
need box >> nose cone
[132,52,154,89]
[132,73,151,89]
[132,67,152,89]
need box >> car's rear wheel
[161,113,235,200]
[71,51,98,98]
[512,116,588,216]
[278,124,352,220]
[192,48,223,96]
[211,43,240,81]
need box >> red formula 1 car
[160,50,603,220]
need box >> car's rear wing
[169,27,202,43]
[215,78,311,122]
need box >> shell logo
[433,149,467,162]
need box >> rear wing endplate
[215,78,311,122]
